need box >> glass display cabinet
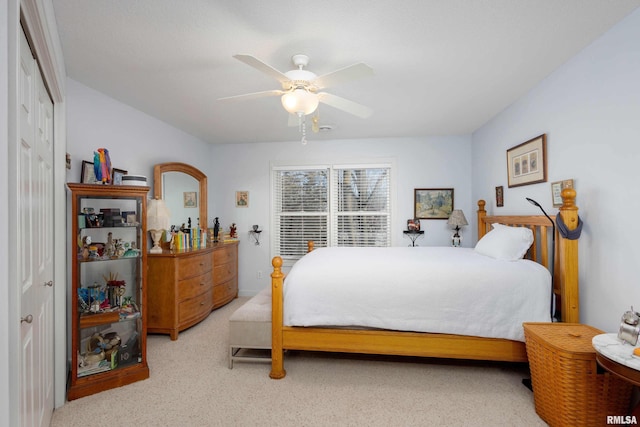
[67,183,150,400]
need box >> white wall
[65,78,211,198]
[471,8,640,332]
[210,136,472,296]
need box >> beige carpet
[51,297,546,426]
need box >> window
[272,163,391,261]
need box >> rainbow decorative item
[93,148,112,183]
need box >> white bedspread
[283,247,551,342]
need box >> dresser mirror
[153,162,207,230]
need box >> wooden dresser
[147,241,238,340]
[213,242,239,309]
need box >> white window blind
[273,168,329,260]
[332,166,391,247]
[273,163,392,261]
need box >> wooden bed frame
[269,189,580,379]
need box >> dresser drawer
[178,288,213,323]
[177,253,212,279]
[178,270,212,301]
[213,278,237,307]
[213,261,236,284]
[214,245,236,265]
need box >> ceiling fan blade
[218,89,284,102]
[313,63,374,90]
[317,92,373,119]
[233,54,290,85]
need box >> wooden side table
[593,333,640,418]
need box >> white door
[19,27,55,427]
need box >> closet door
[19,27,55,427]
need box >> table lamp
[147,198,171,254]
[447,210,468,247]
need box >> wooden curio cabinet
[67,183,150,400]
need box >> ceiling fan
[219,54,374,119]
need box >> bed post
[477,200,487,239]
[270,256,286,379]
[558,188,579,323]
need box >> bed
[269,189,580,379]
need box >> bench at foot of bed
[228,288,271,369]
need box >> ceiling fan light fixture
[281,88,319,115]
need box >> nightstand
[593,333,640,420]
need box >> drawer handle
[200,282,205,286]
[200,301,205,305]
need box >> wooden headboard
[476,188,579,323]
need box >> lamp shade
[281,88,319,115]
[147,198,171,231]
[447,210,468,228]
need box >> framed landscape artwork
[414,188,454,220]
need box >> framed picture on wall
[506,134,547,188]
[495,186,504,207]
[414,188,454,219]
[551,179,574,207]
[235,191,249,208]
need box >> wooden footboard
[270,189,580,379]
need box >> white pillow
[474,223,534,261]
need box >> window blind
[333,167,391,247]
[273,168,329,260]
[273,163,391,261]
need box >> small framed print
[407,219,421,231]
[183,191,197,208]
[414,188,454,220]
[236,191,249,208]
[81,161,98,184]
[495,186,504,207]
[111,168,127,185]
[551,179,574,207]
[507,134,547,188]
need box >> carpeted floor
[51,297,546,426]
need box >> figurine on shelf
[213,217,220,242]
[93,148,112,184]
[230,223,237,239]
[105,232,115,258]
[81,235,91,260]
[169,225,177,251]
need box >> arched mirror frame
[153,162,207,230]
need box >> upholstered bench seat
[228,287,271,368]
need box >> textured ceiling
[52,0,640,144]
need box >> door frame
[3,0,67,425]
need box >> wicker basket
[523,323,633,427]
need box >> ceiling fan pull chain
[300,115,308,145]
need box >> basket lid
[523,322,604,355]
